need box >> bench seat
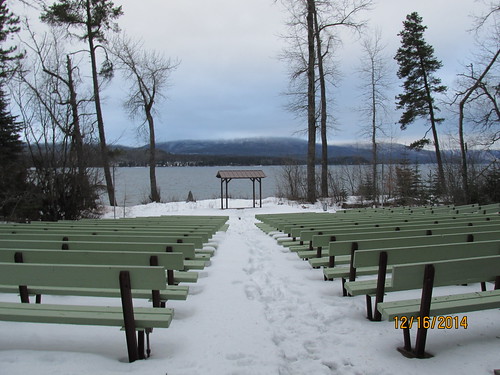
[326,265,395,281]
[0,301,173,328]
[344,279,392,296]
[378,289,500,320]
[173,271,198,284]
[0,284,190,301]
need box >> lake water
[107,166,283,206]
[105,164,437,206]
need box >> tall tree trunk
[306,0,317,204]
[86,1,115,206]
[420,61,445,194]
[314,9,328,198]
[371,65,378,205]
[66,56,85,177]
[458,107,469,203]
[146,107,160,202]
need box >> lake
[105,164,437,206]
[107,166,284,206]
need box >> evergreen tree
[0,0,25,219]
[395,12,447,194]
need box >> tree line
[278,0,499,205]
[1,0,177,221]
[0,1,498,221]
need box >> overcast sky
[12,0,492,147]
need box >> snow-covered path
[162,205,499,375]
[0,199,498,375]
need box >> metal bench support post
[119,271,139,363]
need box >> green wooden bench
[23,216,228,231]
[293,215,499,249]
[305,222,500,270]
[343,240,500,320]
[6,215,229,243]
[0,232,208,251]
[376,255,500,358]
[0,262,174,362]
[321,225,500,275]
[0,240,200,284]
[286,212,485,235]
[0,223,224,249]
[322,230,500,284]
[0,249,190,304]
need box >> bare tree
[42,0,123,206]
[279,0,372,203]
[315,0,372,199]
[110,35,178,203]
[452,6,500,203]
[356,29,392,205]
[11,26,100,219]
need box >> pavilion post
[252,178,256,208]
[259,178,262,208]
[220,179,224,209]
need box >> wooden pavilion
[216,170,266,209]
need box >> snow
[0,197,498,375]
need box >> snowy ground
[0,198,498,374]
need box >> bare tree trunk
[66,56,85,177]
[458,107,469,203]
[457,48,500,204]
[306,0,317,204]
[146,107,160,202]
[420,60,445,194]
[314,9,328,198]
[370,66,378,205]
[86,1,115,206]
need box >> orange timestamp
[393,315,468,330]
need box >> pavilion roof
[216,170,266,179]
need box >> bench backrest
[0,239,196,259]
[330,231,500,257]
[285,214,498,235]
[353,239,500,268]
[0,262,167,290]
[0,233,205,249]
[0,249,185,270]
[311,222,500,248]
[298,216,498,241]
[390,255,500,290]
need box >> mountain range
[154,137,437,164]
[111,137,498,166]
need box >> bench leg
[365,295,373,321]
[414,264,435,359]
[398,265,435,359]
[138,331,145,360]
[397,327,414,358]
[373,251,388,322]
[403,327,411,352]
[120,271,139,363]
[342,278,348,296]
[146,328,152,358]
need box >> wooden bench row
[256,209,500,358]
[0,215,230,362]
[256,204,499,237]
[0,262,172,363]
